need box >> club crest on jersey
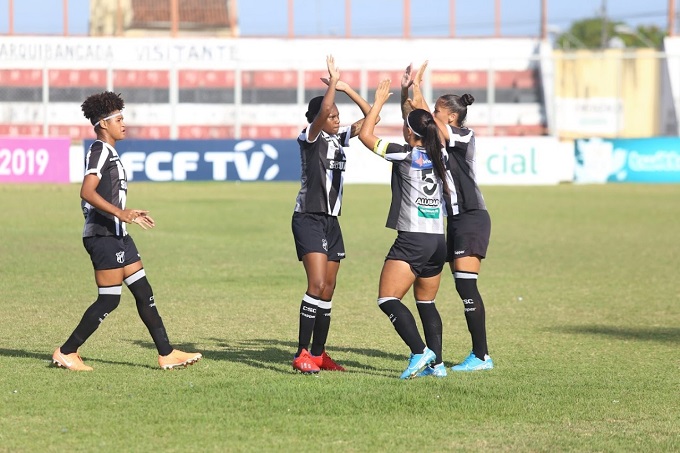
[322,239,328,251]
[411,149,433,169]
[116,251,125,263]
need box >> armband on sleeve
[373,139,389,158]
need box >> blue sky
[0,0,671,37]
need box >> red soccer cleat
[311,351,346,371]
[292,349,320,374]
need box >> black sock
[60,286,122,354]
[416,300,443,364]
[454,271,488,359]
[378,298,426,354]
[297,293,319,356]
[125,269,173,356]
[310,299,331,356]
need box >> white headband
[406,113,422,137]
[101,111,122,121]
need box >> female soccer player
[406,62,494,372]
[358,79,450,379]
[52,91,202,371]
[291,55,375,373]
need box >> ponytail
[407,109,449,195]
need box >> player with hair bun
[52,91,202,371]
[406,62,494,372]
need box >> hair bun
[305,96,324,123]
[461,93,475,106]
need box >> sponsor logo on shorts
[322,239,328,251]
[337,252,345,257]
[116,251,125,263]
[454,250,465,255]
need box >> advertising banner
[85,139,300,182]
[0,137,71,183]
[575,137,680,183]
[82,136,570,185]
[475,136,567,185]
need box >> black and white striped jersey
[81,140,128,238]
[373,141,445,234]
[294,126,350,216]
[443,126,486,215]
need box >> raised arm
[409,61,449,144]
[400,63,414,120]
[308,55,339,140]
[409,60,430,111]
[358,79,392,156]
[321,76,380,137]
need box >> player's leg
[299,252,327,354]
[310,259,337,355]
[452,256,487,358]
[309,259,345,371]
[54,268,124,371]
[309,217,345,370]
[450,257,492,370]
[54,237,126,371]
[124,260,172,357]
[121,237,201,369]
[378,259,435,379]
[447,212,493,371]
[291,213,331,373]
[411,233,447,377]
[378,259,421,352]
[414,273,445,376]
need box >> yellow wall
[554,48,660,139]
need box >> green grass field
[0,182,678,452]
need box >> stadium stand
[0,67,545,140]
[0,36,547,140]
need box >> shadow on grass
[145,338,408,377]
[0,347,154,370]
[553,325,680,344]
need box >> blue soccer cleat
[400,347,436,379]
[450,352,494,371]
[416,362,448,378]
